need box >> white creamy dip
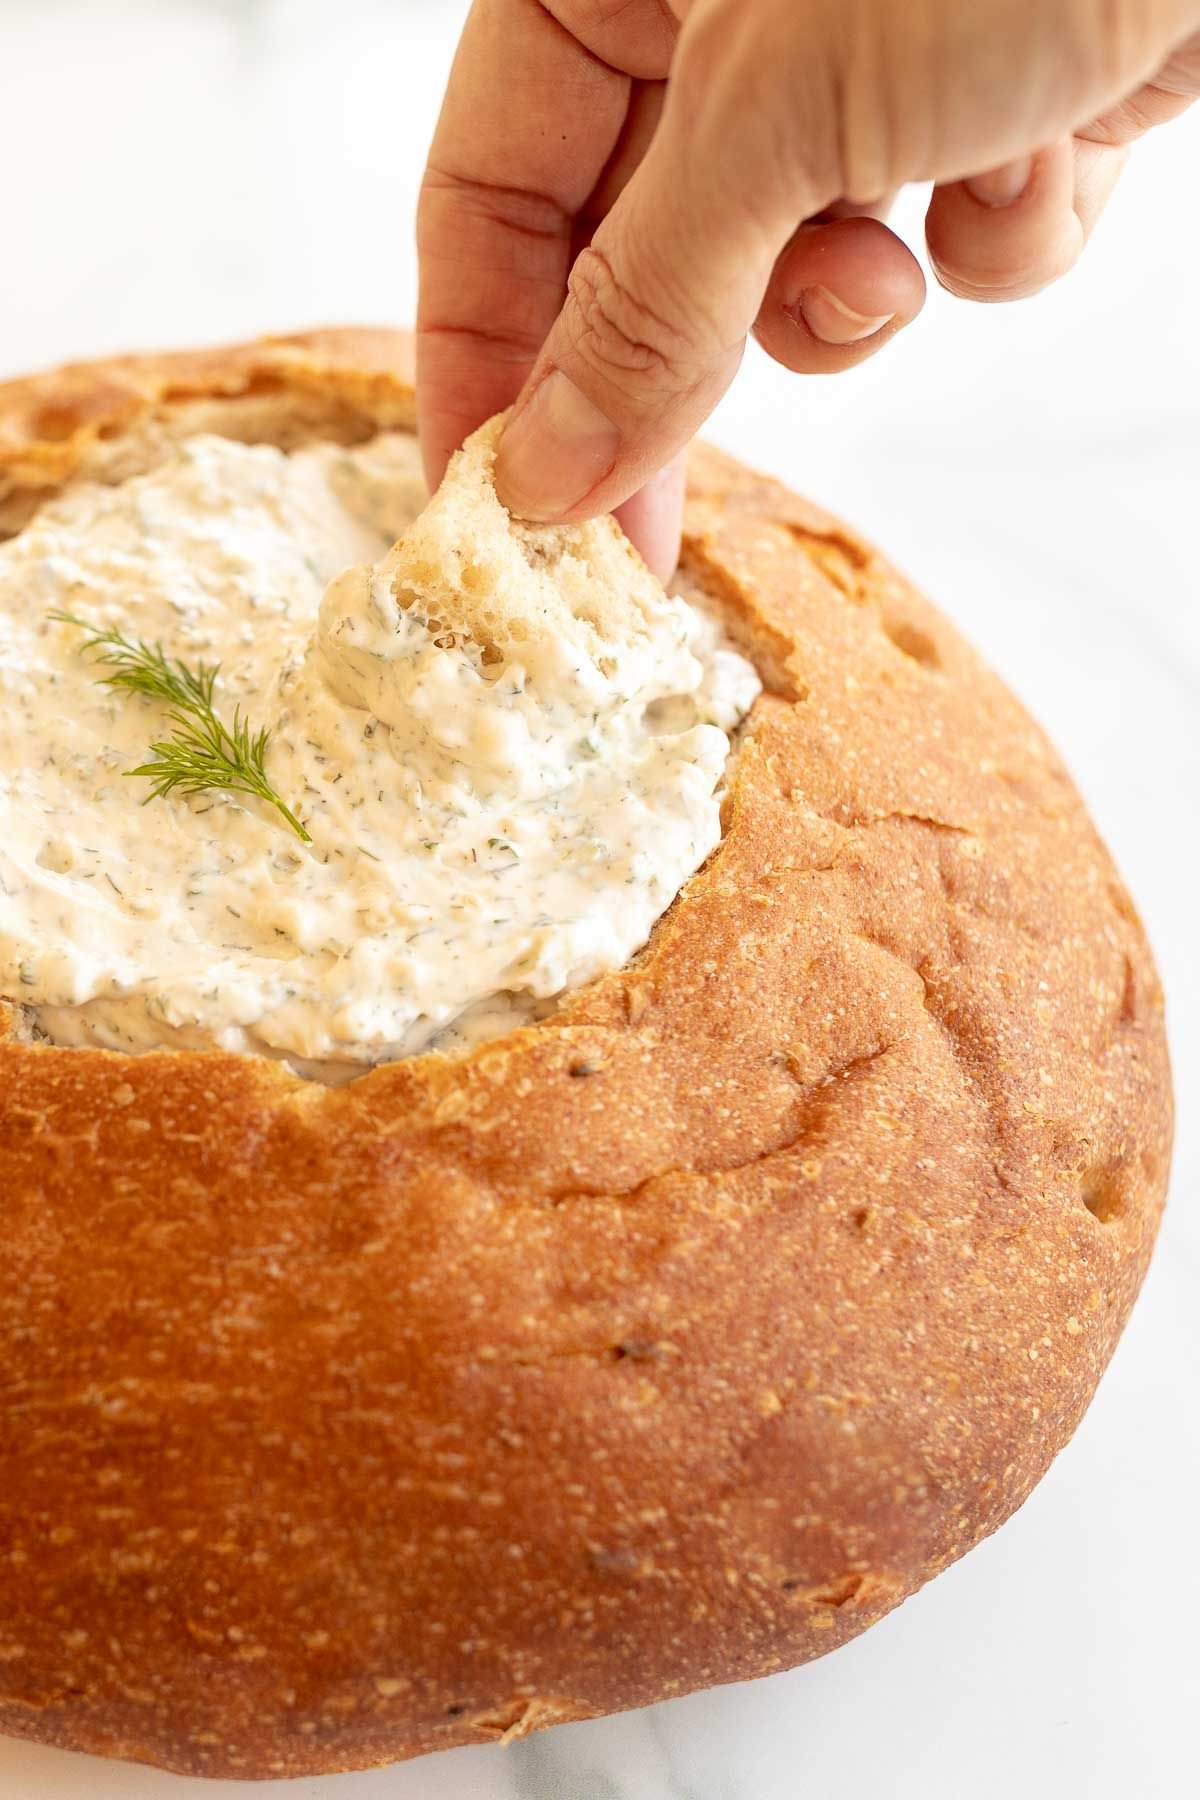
[0,432,759,1078]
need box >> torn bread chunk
[315,414,708,777]
[378,413,692,671]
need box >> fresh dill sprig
[50,612,311,843]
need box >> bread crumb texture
[0,331,1172,1779]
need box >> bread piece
[317,411,706,740]
[383,412,683,667]
[0,330,1172,1781]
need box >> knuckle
[416,318,548,367]
[542,0,678,72]
[674,0,841,217]
[929,241,1080,304]
[564,245,695,394]
[418,166,568,250]
[549,0,643,28]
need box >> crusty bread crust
[0,327,416,535]
[0,330,1171,1779]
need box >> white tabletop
[1,4,1197,1797]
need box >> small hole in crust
[882,617,942,670]
[1080,1163,1129,1225]
[1118,954,1139,1025]
[612,1339,664,1362]
[29,403,82,443]
[785,526,869,599]
[780,1571,867,1605]
[590,1546,641,1574]
[1108,880,1142,930]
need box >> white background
[0,3,1197,1797]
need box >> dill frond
[51,611,311,843]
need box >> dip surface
[0,433,758,1076]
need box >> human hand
[417,0,1200,579]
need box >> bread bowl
[0,328,1171,1779]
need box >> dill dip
[0,432,759,1079]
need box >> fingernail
[794,286,895,345]
[495,370,620,521]
[964,157,1033,208]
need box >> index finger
[416,0,670,490]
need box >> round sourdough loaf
[0,331,1171,1779]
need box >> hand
[417,0,1200,579]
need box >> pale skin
[417,0,1200,580]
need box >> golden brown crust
[0,327,416,534]
[0,331,1171,1779]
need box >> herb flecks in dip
[0,432,759,1078]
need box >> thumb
[493,41,821,525]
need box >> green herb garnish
[51,612,310,843]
